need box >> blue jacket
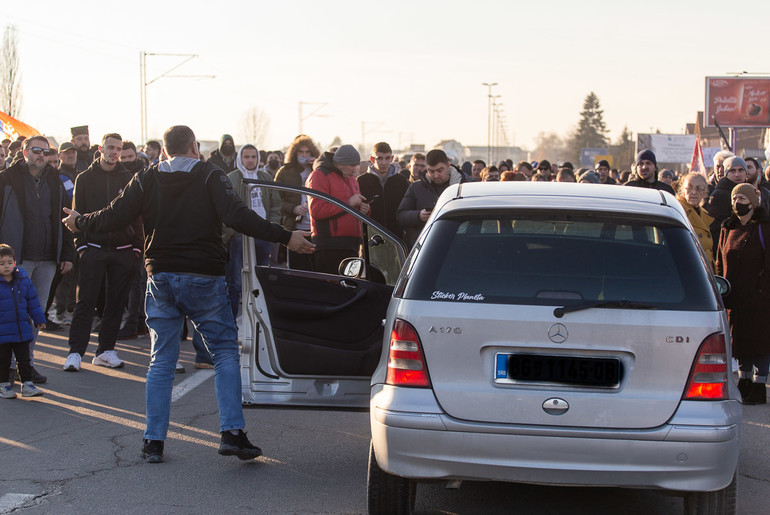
[0,267,46,344]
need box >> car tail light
[386,319,431,387]
[683,333,728,400]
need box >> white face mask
[298,156,310,165]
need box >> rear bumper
[370,385,741,492]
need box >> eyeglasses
[29,147,56,156]
[684,186,706,193]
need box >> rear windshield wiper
[554,300,659,318]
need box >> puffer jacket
[307,152,362,250]
[0,267,46,344]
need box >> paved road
[1,329,767,514]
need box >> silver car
[242,181,740,515]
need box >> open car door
[239,180,409,407]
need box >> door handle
[340,280,357,289]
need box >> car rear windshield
[401,211,719,311]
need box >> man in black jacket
[397,149,464,248]
[0,136,75,383]
[63,134,142,372]
[70,125,94,174]
[707,156,748,256]
[623,150,675,194]
[62,125,314,464]
[357,142,409,240]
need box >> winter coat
[397,167,464,248]
[0,267,47,344]
[222,168,282,245]
[307,152,362,250]
[357,164,409,240]
[624,176,675,195]
[275,163,310,231]
[715,208,770,359]
[707,177,742,256]
[208,135,237,173]
[677,198,715,271]
[0,161,75,264]
[72,160,143,253]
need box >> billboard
[580,148,608,167]
[637,134,696,163]
[705,77,770,127]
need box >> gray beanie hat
[723,156,747,173]
[578,171,600,183]
[333,144,360,165]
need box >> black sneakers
[141,439,164,463]
[218,430,263,460]
[29,366,47,384]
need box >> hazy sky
[5,0,769,152]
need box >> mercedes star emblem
[548,323,568,343]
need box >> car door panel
[256,267,392,377]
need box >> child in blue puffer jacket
[0,244,47,399]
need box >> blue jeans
[225,235,271,320]
[191,329,214,365]
[144,273,243,441]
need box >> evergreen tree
[568,92,608,162]
[610,126,635,171]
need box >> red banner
[0,111,41,140]
[705,77,770,128]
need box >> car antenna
[455,182,464,199]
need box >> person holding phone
[397,149,464,248]
[307,145,370,274]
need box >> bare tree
[1,24,22,117]
[239,106,270,148]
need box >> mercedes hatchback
[241,180,740,515]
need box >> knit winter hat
[732,183,760,208]
[635,149,657,166]
[333,144,360,165]
[723,156,747,173]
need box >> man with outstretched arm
[62,125,314,464]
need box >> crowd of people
[0,124,768,462]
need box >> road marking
[171,370,214,403]
[0,493,35,511]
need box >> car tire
[367,441,415,515]
[683,472,737,515]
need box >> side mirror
[339,257,364,278]
[714,276,731,297]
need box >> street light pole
[139,51,215,143]
[482,82,497,165]
[298,101,328,134]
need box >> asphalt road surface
[1,328,767,514]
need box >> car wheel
[683,472,737,515]
[367,441,415,515]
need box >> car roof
[435,182,688,224]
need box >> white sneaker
[0,383,16,399]
[63,353,82,372]
[51,313,69,325]
[21,382,43,397]
[92,350,125,368]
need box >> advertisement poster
[705,77,770,127]
[637,134,696,163]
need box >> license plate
[495,353,621,387]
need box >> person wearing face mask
[275,135,320,270]
[715,183,770,405]
[708,156,748,256]
[263,152,282,178]
[207,134,237,173]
